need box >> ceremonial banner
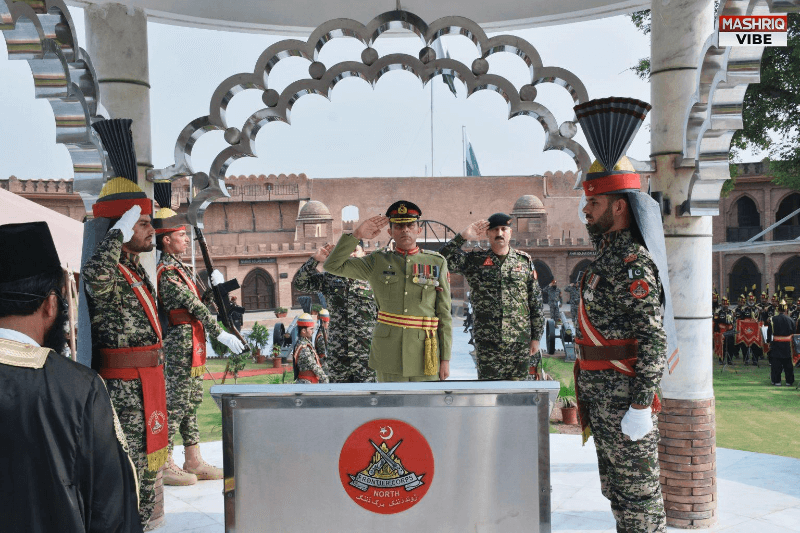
[735,319,762,347]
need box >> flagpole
[430,80,434,177]
[462,126,467,177]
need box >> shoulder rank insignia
[482,257,494,266]
[630,279,650,299]
[623,254,638,263]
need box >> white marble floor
[162,437,800,533]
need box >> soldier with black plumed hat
[0,222,142,532]
[766,300,795,386]
[324,200,452,382]
[440,212,545,380]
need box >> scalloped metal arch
[147,9,593,227]
[1,0,110,209]
[679,0,800,216]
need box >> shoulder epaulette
[421,249,444,258]
[515,249,532,260]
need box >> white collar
[0,328,40,347]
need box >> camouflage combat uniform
[566,284,580,316]
[294,337,329,383]
[440,234,544,380]
[545,284,562,317]
[294,257,377,383]
[82,229,162,529]
[575,228,667,533]
[157,253,220,454]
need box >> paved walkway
[161,438,800,532]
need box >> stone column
[649,0,718,528]
[84,5,163,529]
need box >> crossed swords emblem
[367,439,406,476]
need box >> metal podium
[211,381,559,532]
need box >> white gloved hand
[210,269,225,287]
[620,406,653,442]
[111,205,141,243]
[217,331,244,354]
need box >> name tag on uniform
[382,271,396,276]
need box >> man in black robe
[0,221,142,533]
[766,300,796,387]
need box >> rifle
[194,226,249,383]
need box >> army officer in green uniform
[324,201,452,382]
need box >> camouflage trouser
[165,347,203,452]
[106,378,159,530]
[578,370,666,533]
[325,354,377,383]
[475,341,530,380]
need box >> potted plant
[311,303,323,315]
[274,306,288,318]
[271,344,283,368]
[558,383,578,425]
[246,322,270,364]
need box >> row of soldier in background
[712,287,800,367]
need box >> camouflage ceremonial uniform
[294,337,329,383]
[575,228,667,533]
[566,284,581,317]
[82,229,161,529]
[440,234,544,380]
[294,257,377,383]
[157,253,220,454]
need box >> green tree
[629,9,800,191]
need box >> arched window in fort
[342,205,359,233]
[532,260,553,290]
[570,259,592,284]
[728,257,760,301]
[290,269,324,309]
[727,196,761,242]
[776,256,800,302]
[241,268,276,311]
[775,193,800,241]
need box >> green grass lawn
[540,354,800,459]
[186,356,800,458]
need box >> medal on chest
[584,290,594,302]
[412,263,439,287]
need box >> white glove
[217,331,244,354]
[210,269,225,287]
[111,205,141,243]
[620,406,653,442]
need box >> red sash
[713,331,724,361]
[99,264,168,471]
[574,278,660,445]
[158,264,207,377]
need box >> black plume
[92,119,138,183]
[574,97,651,172]
[154,182,172,209]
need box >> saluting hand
[461,220,489,241]
[312,244,334,262]
[354,215,389,240]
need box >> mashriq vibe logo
[339,419,434,514]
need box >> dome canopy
[511,195,545,216]
[298,200,332,221]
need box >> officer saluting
[572,97,680,533]
[324,201,452,382]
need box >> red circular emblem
[630,279,650,299]
[147,410,166,435]
[339,419,434,514]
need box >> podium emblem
[339,418,433,514]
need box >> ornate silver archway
[680,0,800,215]
[147,10,594,226]
[1,0,109,209]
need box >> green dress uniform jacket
[324,234,452,377]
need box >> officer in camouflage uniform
[294,244,377,383]
[544,279,562,318]
[566,281,581,318]
[82,178,165,530]
[154,208,244,485]
[440,213,544,380]
[314,308,330,363]
[572,97,680,533]
[293,313,329,383]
